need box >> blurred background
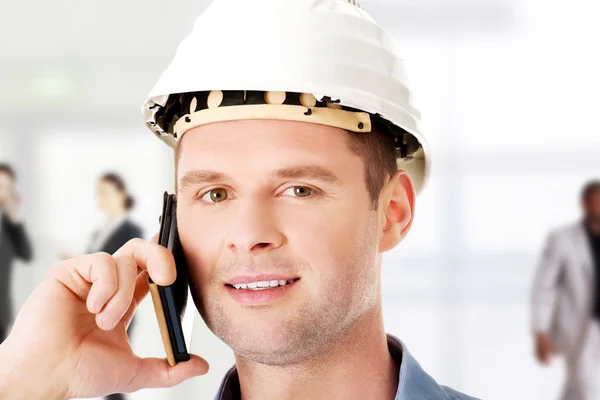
[2,0,600,399]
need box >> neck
[235,305,399,400]
[107,210,124,223]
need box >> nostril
[250,242,272,251]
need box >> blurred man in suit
[532,180,600,400]
[0,163,32,343]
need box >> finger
[113,238,176,286]
[122,272,151,328]
[54,253,118,311]
[150,232,159,244]
[95,256,138,331]
[128,355,209,391]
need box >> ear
[378,171,416,253]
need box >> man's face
[0,172,14,208]
[584,188,600,224]
[176,120,390,365]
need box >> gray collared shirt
[215,334,480,400]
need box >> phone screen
[149,192,193,366]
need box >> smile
[228,279,299,291]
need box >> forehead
[98,180,117,190]
[176,120,357,171]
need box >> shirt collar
[389,335,456,399]
[215,334,456,400]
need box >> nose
[226,197,285,254]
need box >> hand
[0,237,209,400]
[535,333,554,365]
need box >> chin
[229,333,313,366]
[210,312,330,366]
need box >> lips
[226,275,299,286]
[224,275,300,304]
[228,278,299,290]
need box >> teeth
[231,279,297,290]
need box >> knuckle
[93,252,115,266]
[128,237,146,248]
[116,255,138,271]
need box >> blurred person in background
[532,180,600,400]
[61,172,144,258]
[87,173,144,257]
[0,163,33,344]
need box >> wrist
[0,342,67,400]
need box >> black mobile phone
[149,192,191,366]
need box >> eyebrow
[178,170,229,192]
[178,165,340,192]
[270,166,340,183]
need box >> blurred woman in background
[88,172,143,256]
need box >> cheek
[178,206,231,282]
[281,202,374,279]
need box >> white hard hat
[142,0,429,193]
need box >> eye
[283,186,314,198]
[201,188,228,203]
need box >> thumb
[128,355,209,391]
